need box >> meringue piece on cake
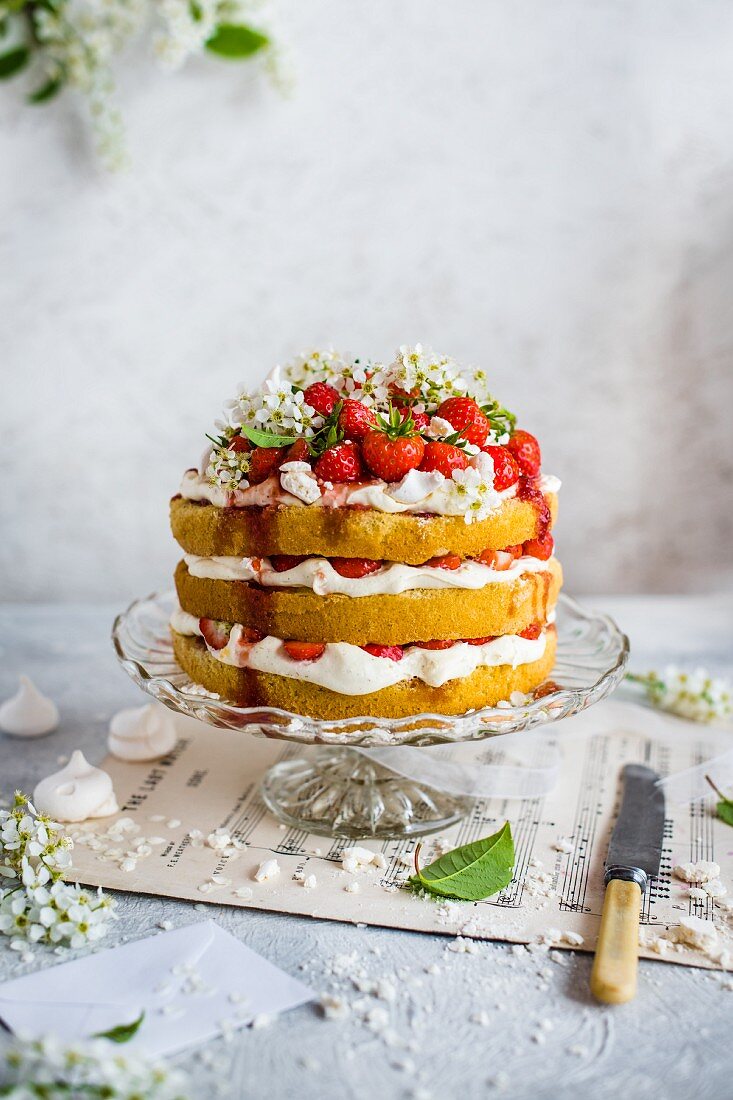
[279,461,322,504]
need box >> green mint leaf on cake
[409,823,514,901]
[92,1010,145,1044]
[241,425,298,448]
[706,776,733,828]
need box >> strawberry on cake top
[170,345,562,719]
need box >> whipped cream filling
[179,467,561,518]
[183,551,555,596]
[170,609,548,695]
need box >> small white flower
[449,465,502,524]
[343,362,390,406]
[385,344,469,409]
[282,347,351,387]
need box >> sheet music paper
[65,702,733,970]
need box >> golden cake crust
[170,492,558,563]
[171,627,557,719]
[174,558,562,645]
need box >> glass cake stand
[112,592,629,839]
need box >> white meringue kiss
[108,703,177,762]
[33,750,119,823]
[0,675,59,737]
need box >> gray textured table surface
[1,596,732,1099]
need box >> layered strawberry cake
[170,346,562,719]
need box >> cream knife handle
[590,878,642,1004]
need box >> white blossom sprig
[627,667,732,724]
[205,440,251,491]
[281,347,353,388]
[0,1033,188,1099]
[0,0,285,170]
[0,792,72,885]
[0,792,116,950]
[449,458,502,524]
[223,373,323,438]
[386,344,468,409]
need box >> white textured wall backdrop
[2,1,733,602]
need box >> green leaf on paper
[409,822,515,901]
[28,76,63,104]
[241,424,298,448]
[718,801,733,827]
[706,775,733,827]
[92,1011,145,1044]
[206,24,270,59]
[0,45,29,79]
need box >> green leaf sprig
[706,775,733,827]
[241,425,298,448]
[92,1010,145,1044]
[408,822,515,901]
[0,44,28,80]
[480,397,517,437]
[206,24,269,59]
[374,402,418,439]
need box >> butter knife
[590,763,665,1004]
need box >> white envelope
[0,920,314,1056]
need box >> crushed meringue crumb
[254,858,281,883]
[251,1013,275,1029]
[321,994,351,1019]
[342,846,386,874]
[673,860,721,884]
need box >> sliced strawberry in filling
[464,636,497,646]
[199,618,231,650]
[414,639,457,650]
[239,627,264,643]
[475,548,516,570]
[425,553,462,570]
[283,640,326,661]
[361,643,404,662]
[270,555,308,573]
[519,623,543,640]
[329,557,382,578]
[522,532,554,561]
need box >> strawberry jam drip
[517,477,551,539]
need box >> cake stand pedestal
[259,746,469,839]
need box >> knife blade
[605,763,665,889]
[590,763,665,1004]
